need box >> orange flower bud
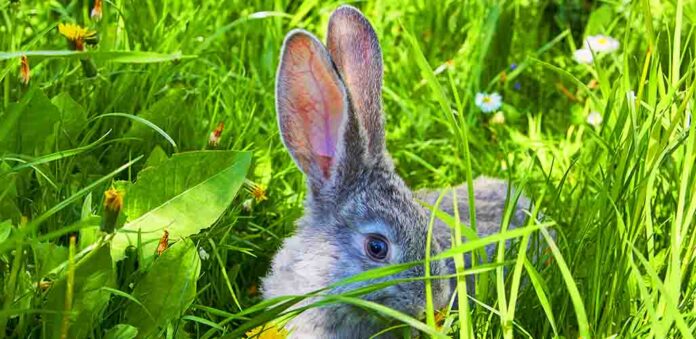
[156,229,169,256]
[20,55,30,85]
[101,188,123,233]
[91,0,103,21]
[208,121,224,147]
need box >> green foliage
[44,243,115,339]
[125,238,201,338]
[104,324,138,339]
[0,0,694,338]
[111,151,251,262]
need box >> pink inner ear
[282,36,345,178]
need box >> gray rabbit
[262,5,530,338]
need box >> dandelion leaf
[110,151,251,262]
[0,87,61,155]
[43,243,115,339]
[103,324,138,339]
[124,238,201,338]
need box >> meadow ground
[1,0,695,338]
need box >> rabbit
[262,5,530,338]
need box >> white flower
[198,247,210,261]
[573,49,594,64]
[489,111,505,125]
[584,35,620,53]
[587,111,603,127]
[475,92,502,113]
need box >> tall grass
[1,0,695,338]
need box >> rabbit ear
[276,30,351,188]
[327,5,385,159]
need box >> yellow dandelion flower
[58,23,96,51]
[245,324,288,339]
[434,308,448,331]
[104,188,123,212]
[245,180,268,203]
[101,187,124,233]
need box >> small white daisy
[198,247,210,261]
[489,111,506,125]
[587,111,603,127]
[573,49,594,64]
[584,35,620,53]
[475,92,502,113]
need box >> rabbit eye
[364,234,389,261]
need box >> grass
[1,0,695,338]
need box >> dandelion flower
[475,92,502,113]
[198,247,210,261]
[489,111,505,125]
[587,111,603,127]
[101,187,124,233]
[434,309,448,331]
[245,323,288,339]
[20,55,30,85]
[584,35,620,53]
[58,23,96,51]
[245,180,268,203]
[573,49,594,64]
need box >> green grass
[1,0,696,338]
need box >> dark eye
[364,234,389,261]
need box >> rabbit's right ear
[276,30,349,189]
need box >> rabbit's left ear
[328,5,385,159]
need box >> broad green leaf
[145,146,169,168]
[50,92,88,148]
[0,87,61,155]
[111,151,251,262]
[125,238,201,338]
[104,324,138,339]
[44,243,115,339]
[32,242,68,278]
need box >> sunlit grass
[1,0,695,338]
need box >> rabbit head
[262,5,452,337]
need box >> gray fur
[263,5,530,338]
